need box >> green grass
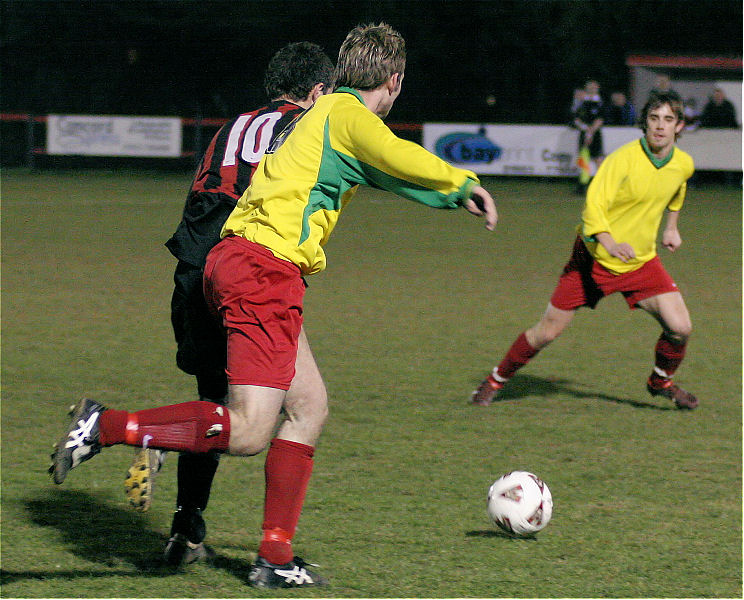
[1,169,741,598]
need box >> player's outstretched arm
[462,185,498,231]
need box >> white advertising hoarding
[423,124,586,176]
[47,115,182,157]
[423,123,741,175]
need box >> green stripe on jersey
[299,119,462,245]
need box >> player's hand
[608,242,635,262]
[662,228,682,252]
[463,185,498,231]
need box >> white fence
[423,124,742,175]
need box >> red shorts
[203,236,305,390]
[550,237,679,311]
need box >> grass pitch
[1,169,741,598]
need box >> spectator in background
[683,98,701,131]
[572,79,605,194]
[651,74,677,97]
[700,87,739,128]
[605,91,636,126]
[570,87,586,120]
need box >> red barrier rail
[182,115,421,131]
[1,113,422,168]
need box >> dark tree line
[1,1,740,123]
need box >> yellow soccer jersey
[222,88,479,275]
[581,137,694,274]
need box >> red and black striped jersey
[191,100,304,198]
[166,100,305,266]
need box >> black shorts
[579,129,603,158]
[171,260,227,378]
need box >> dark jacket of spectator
[604,92,636,126]
[700,88,739,128]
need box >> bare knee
[281,386,328,445]
[526,305,575,350]
[640,292,692,345]
[677,322,692,342]
[230,437,270,456]
[288,387,328,428]
[663,311,693,344]
[227,419,274,456]
[665,321,692,345]
[541,324,563,346]
[230,435,274,456]
[527,320,564,349]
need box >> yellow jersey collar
[640,137,675,169]
[335,87,366,106]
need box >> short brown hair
[264,42,334,101]
[638,90,685,134]
[333,23,406,90]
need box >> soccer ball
[487,471,553,536]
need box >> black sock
[175,451,220,517]
[170,505,207,544]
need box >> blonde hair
[333,23,406,90]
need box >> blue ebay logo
[435,130,501,164]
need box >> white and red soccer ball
[487,471,553,536]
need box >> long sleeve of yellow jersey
[327,90,479,207]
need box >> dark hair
[264,42,334,101]
[638,90,685,133]
[333,22,406,90]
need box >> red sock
[259,438,315,565]
[495,332,539,380]
[99,401,230,453]
[649,335,687,385]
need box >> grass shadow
[471,373,674,411]
[2,489,257,587]
[24,489,169,571]
[465,529,540,541]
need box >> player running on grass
[122,42,334,567]
[471,90,697,410]
[51,23,497,589]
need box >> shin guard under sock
[259,438,315,565]
[650,335,687,383]
[495,332,540,380]
[99,401,230,453]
